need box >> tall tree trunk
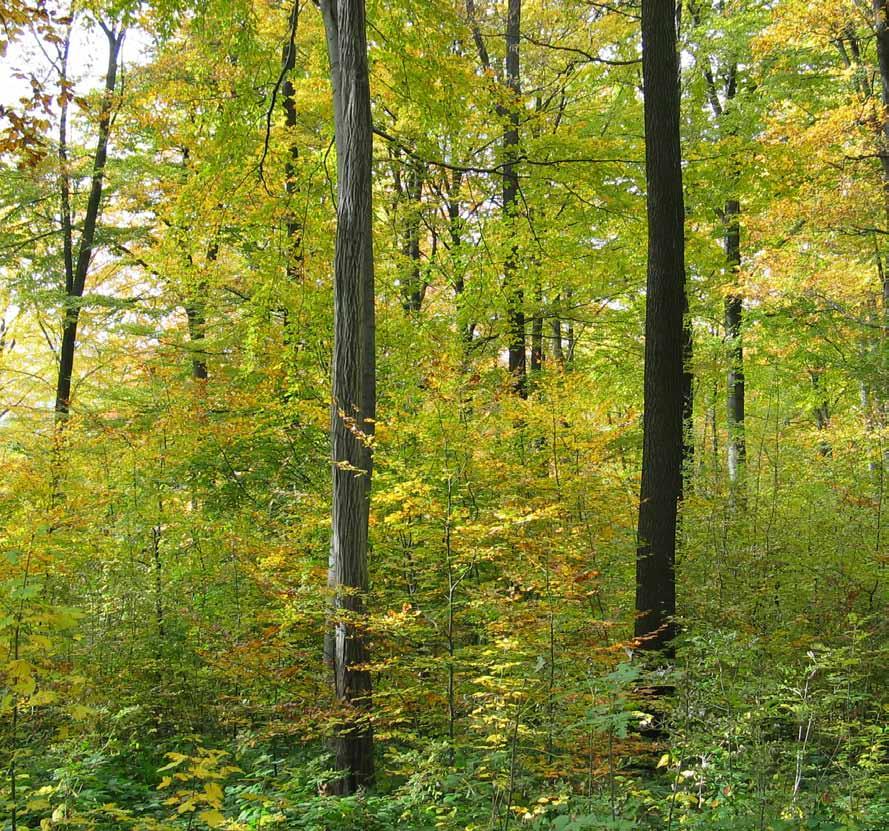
[283,1,303,281]
[695,2,743,492]
[397,160,425,312]
[185,304,208,381]
[530,283,543,373]
[874,1,889,415]
[550,300,565,366]
[320,0,375,794]
[565,288,575,367]
[724,200,745,486]
[635,0,686,657]
[810,370,832,457]
[448,170,476,346]
[185,242,216,381]
[683,306,694,477]
[54,24,124,418]
[503,0,526,397]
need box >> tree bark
[683,304,694,477]
[54,24,124,418]
[873,1,889,409]
[724,200,745,486]
[810,370,832,457]
[185,242,215,381]
[320,0,376,794]
[530,283,543,373]
[396,160,425,312]
[283,1,303,281]
[635,0,686,657]
[503,0,526,396]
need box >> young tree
[635,0,686,656]
[319,0,376,794]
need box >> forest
[0,0,887,828]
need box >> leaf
[202,781,224,806]
[199,808,226,827]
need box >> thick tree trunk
[503,0,526,397]
[54,25,124,417]
[635,0,686,657]
[320,0,375,794]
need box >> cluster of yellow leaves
[753,0,857,60]
[157,748,241,829]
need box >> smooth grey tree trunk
[320,0,376,794]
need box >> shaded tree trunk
[874,1,889,413]
[283,1,303,281]
[530,283,543,373]
[320,0,376,794]
[550,305,565,366]
[447,171,475,345]
[694,2,744,491]
[810,370,832,457]
[185,242,216,381]
[185,304,208,381]
[396,159,425,312]
[635,0,686,657]
[54,24,124,418]
[565,291,575,367]
[683,307,694,477]
[724,200,746,486]
[503,0,526,396]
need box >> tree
[466,0,526,396]
[635,0,686,656]
[319,0,376,794]
[503,0,525,397]
[691,0,746,488]
[54,21,125,417]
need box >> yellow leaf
[199,808,226,827]
[202,781,223,806]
